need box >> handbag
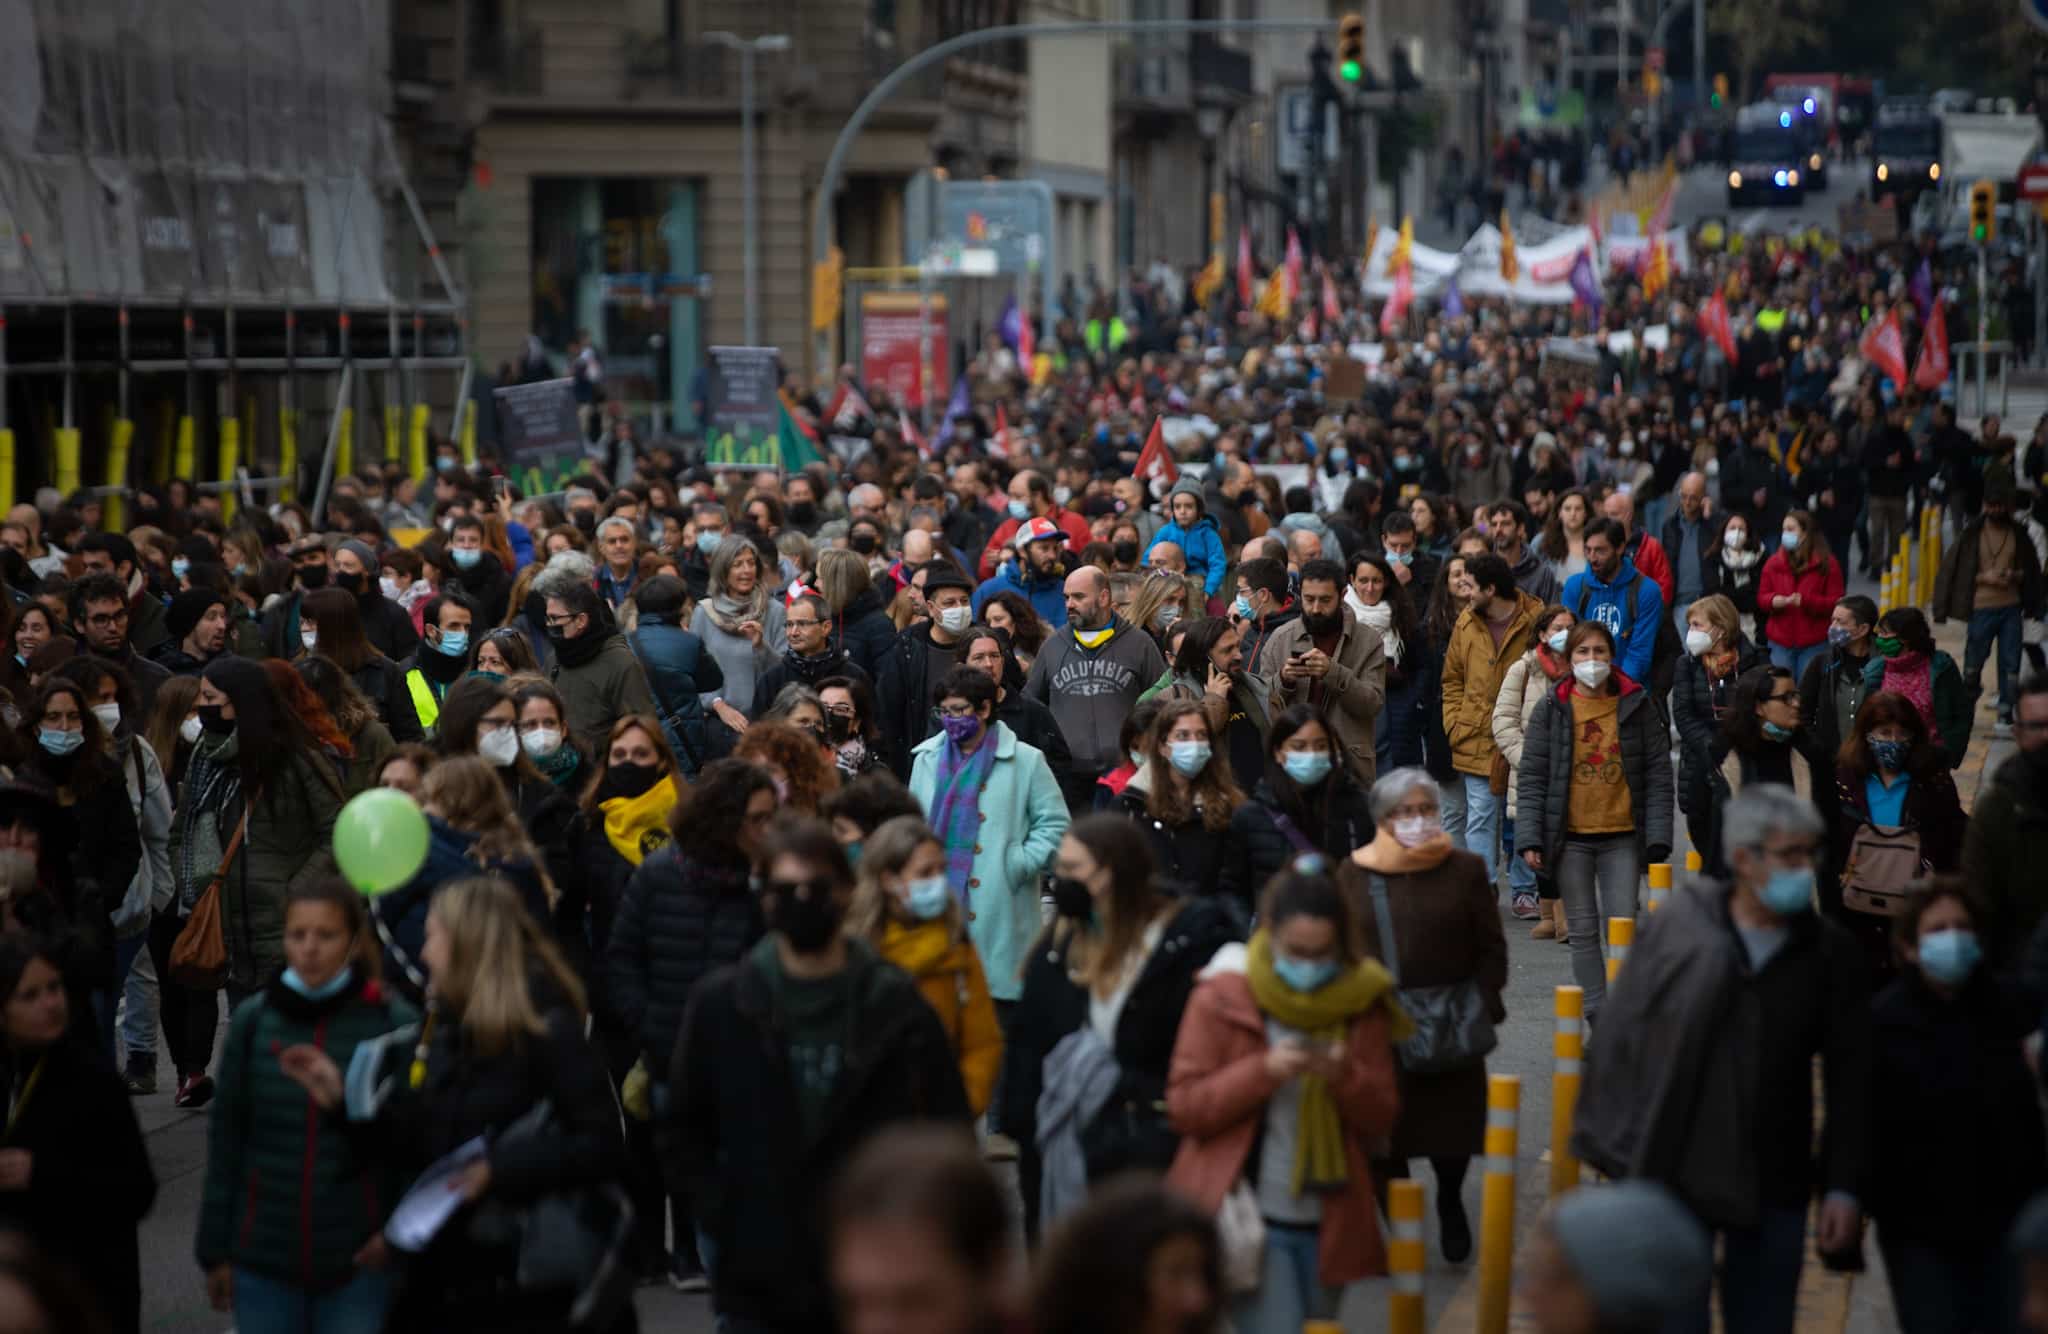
[1488,749,1511,796]
[1367,873,1498,1074]
[1215,1179,1266,1294]
[1839,821,1925,918]
[167,805,252,991]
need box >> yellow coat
[1440,590,1544,777]
[878,918,1005,1115]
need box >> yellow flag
[1499,209,1518,282]
[1642,240,1669,301]
[1193,251,1224,307]
[1363,219,1380,275]
[1258,267,1290,320]
[1385,216,1413,278]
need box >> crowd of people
[4,208,2048,1334]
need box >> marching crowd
[4,215,2048,1334]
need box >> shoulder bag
[1367,872,1498,1073]
[167,804,252,991]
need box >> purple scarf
[930,722,998,908]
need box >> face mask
[1781,528,1802,550]
[1282,750,1333,786]
[788,502,817,527]
[37,727,82,757]
[91,703,120,732]
[766,884,843,954]
[1128,748,1146,771]
[1572,660,1611,689]
[1167,740,1212,777]
[1691,416,1706,432]
[937,605,974,635]
[1233,594,1255,620]
[171,557,191,580]
[939,712,982,746]
[1053,486,1073,508]
[1758,865,1814,915]
[378,575,403,601]
[1156,604,1182,629]
[1918,927,1982,986]
[297,564,329,590]
[1386,550,1414,567]
[521,727,563,759]
[477,726,520,768]
[440,516,456,533]
[843,840,863,868]
[435,628,470,658]
[1723,528,1746,550]
[1685,628,1715,656]
[197,704,234,735]
[450,547,482,570]
[1618,437,1636,457]
[1050,875,1095,919]
[335,570,365,596]
[435,456,458,473]
[301,628,319,652]
[1545,630,1569,653]
[1826,625,1852,647]
[281,964,355,1002]
[904,875,953,922]
[1391,814,1441,847]
[849,532,879,556]
[1762,720,1795,741]
[1873,634,1903,659]
[1868,738,1910,771]
[1274,954,1340,993]
[179,715,204,745]
[697,530,725,556]
[601,761,663,800]
[1007,499,1030,520]
[1113,540,1139,566]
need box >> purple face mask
[939,712,982,745]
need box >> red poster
[859,291,951,408]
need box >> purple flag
[996,294,1022,352]
[1569,248,1602,315]
[1442,276,1465,320]
[939,372,972,438]
[1909,258,1934,322]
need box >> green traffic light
[1339,58,1362,82]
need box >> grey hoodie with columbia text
[1023,615,1166,779]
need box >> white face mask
[300,628,318,652]
[91,702,121,732]
[1723,528,1746,551]
[1391,814,1441,848]
[521,727,563,759]
[1545,629,1569,653]
[1573,660,1612,689]
[380,576,404,600]
[1685,628,1715,657]
[477,726,521,768]
[937,605,973,635]
[179,715,203,745]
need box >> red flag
[826,382,872,432]
[1133,418,1179,494]
[1284,227,1304,303]
[1697,293,1738,362]
[989,402,1012,459]
[1860,308,1909,386]
[1912,300,1950,390]
[1321,267,1341,324]
[1236,226,1254,308]
[1646,176,1677,239]
[1379,266,1413,335]
[1302,308,1319,342]
[898,412,927,456]
[1016,306,1034,373]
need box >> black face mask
[849,532,879,556]
[571,510,598,534]
[297,565,330,591]
[335,570,366,596]
[1113,540,1140,566]
[826,713,856,743]
[1050,876,1094,920]
[600,761,664,802]
[197,704,234,735]
[766,884,844,954]
[788,502,817,527]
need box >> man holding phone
[1255,558,1387,787]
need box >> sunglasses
[761,876,833,900]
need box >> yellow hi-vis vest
[406,669,442,731]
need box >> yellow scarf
[1244,929,1412,1196]
[601,776,680,865]
[1072,622,1116,649]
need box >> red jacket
[1165,951,1401,1286]
[1757,549,1845,650]
[1627,532,1677,609]
[977,505,1091,579]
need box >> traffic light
[1711,73,1728,108]
[1971,179,1997,244]
[1336,13,1365,84]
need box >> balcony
[1117,45,1193,119]
[1189,34,1252,100]
[468,27,543,95]
[619,34,733,100]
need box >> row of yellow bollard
[1881,506,1944,613]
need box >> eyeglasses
[85,610,129,628]
[936,702,978,719]
[544,613,578,629]
[761,876,833,900]
[1764,691,1800,706]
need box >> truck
[1725,104,1810,206]
[1871,98,1943,204]
[1767,84,1832,189]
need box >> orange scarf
[1352,827,1457,874]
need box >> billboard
[860,291,950,408]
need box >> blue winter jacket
[1560,557,1665,684]
[1146,517,1227,596]
[974,562,1069,628]
[628,613,724,772]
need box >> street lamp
[705,31,792,346]
[1197,102,1226,255]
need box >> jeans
[1230,1223,1337,1334]
[232,1267,392,1334]
[1966,605,2025,720]
[1439,777,1469,849]
[1670,1205,1809,1334]
[1504,815,1536,896]
[1557,834,1639,1019]
[1769,641,1828,682]
[1879,1233,2018,1334]
[1460,774,1498,886]
[119,932,159,1063]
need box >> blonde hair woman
[1126,568,1195,650]
[846,815,1003,1113]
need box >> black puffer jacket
[605,848,763,1072]
[1515,672,1675,869]
[835,588,900,680]
[1217,775,1374,911]
[1670,634,1767,817]
[1117,779,1231,902]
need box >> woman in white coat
[1489,604,1573,943]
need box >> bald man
[1602,490,1676,609]
[1660,471,1715,628]
[1025,565,1166,810]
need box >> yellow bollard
[279,409,298,503]
[336,407,354,482]
[382,403,401,463]
[408,403,430,479]
[217,419,241,524]
[104,418,134,531]
[52,427,79,499]
[1685,849,1703,873]
[460,403,478,466]
[1606,916,1635,983]
[0,428,15,512]
[173,415,196,484]
[1645,861,1671,913]
[1550,985,1583,1198]
[1305,1323,1344,1334]
[1387,1180,1426,1334]
[1477,1074,1521,1334]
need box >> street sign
[2019,163,2048,200]
[703,346,784,470]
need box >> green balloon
[334,787,431,895]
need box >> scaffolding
[0,0,469,512]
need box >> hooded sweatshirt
[974,560,1070,628]
[1148,479,1228,596]
[1560,556,1665,684]
[1023,615,1167,778]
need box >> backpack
[1574,571,1681,697]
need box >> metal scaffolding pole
[310,363,354,525]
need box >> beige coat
[1440,590,1544,777]
[1490,649,1561,820]
[1255,607,1388,786]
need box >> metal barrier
[1955,340,2013,420]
